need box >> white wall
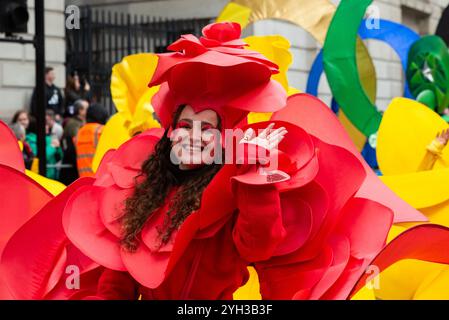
[0,0,66,121]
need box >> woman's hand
[240,123,288,150]
[84,81,91,92]
[435,129,449,146]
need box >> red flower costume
[3,22,449,300]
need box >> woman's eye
[201,124,214,131]
[176,121,191,129]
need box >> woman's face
[170,105,220,170]
[17,112,29,129]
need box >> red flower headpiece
[148,22,287,130]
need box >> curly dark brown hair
[121,106,223,252]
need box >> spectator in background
[10,123,34,170]
[25,117,63,180]
[63,99,88,139]
[75,103,109,177]
[11,110,30,131]
[46,109,63,141]
[31,67,64,122]
[64,71,92,117]
[59,99,89,185]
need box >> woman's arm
[233,183,286,262]
[418,129,449,171]
[232,124,288,262]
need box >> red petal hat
[148,22,287,130]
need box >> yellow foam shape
[242,34,298,125]
[386,224,408,243]
[380,169,449,209]
[377,98,449,176]
[413,266,449,299]
[420,200,449,227]
[93,54,161,171]
[351,286,376,300]
[374,259,447,300]
[233,267,261,300]
[110,53,159,115]
[217,2,251,29]
[244,35,292,91]
[25,169,66,196]
[92,113,130,172]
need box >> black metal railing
[66,6,213,114]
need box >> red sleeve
[96,269,139,300]
[232,183,286,262]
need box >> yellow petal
[413,266,449,299]
[377,97,449,175]
[380,169,449,209]
[244,35,293,91]
[374,260,446,300]
[92,113,131,172]
[111,54,159,116]
[128,86,161,137]
[248,112,272,124]
[25,169,66,196]
[233,267,261,300]
[287,87,301,96]
[351,286,376,300]
[216,2,252,29]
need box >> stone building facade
[0,0,66,121]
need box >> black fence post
[86,7,93,86]
[35,0,46,176]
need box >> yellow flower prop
[243,35,300,124]
[92,54,161,172]
[233,267,262,300]
[378,98,449,175]
[245,35,292,91]
[369,98,449,299]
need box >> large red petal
[63,185,126,271]
[0,178,93,299]
[121,244,171,289]
[272,94,427,223]
[0,120,26,172]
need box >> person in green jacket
[25,117,63,180]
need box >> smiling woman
[3,21,449,301]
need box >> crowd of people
[9,66,109,184]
